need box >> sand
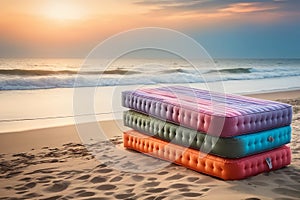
[0,90,299,200]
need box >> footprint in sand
[180,192,203,197]
[90,176,106,184]
[96,184,117,190]
[170,183,189,189]
[109,176,123,182]
[76,174,90,180]
[114,193,136,199]
[131,175,144,181]
[165,174,184,180]
[14,182,36,192]
[76,190,95,197]
[44,181,70,192]
[143,181,161,187]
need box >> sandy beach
[0,90,299,200]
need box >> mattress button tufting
[268,136,274,143]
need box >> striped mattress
[122,86,292,137]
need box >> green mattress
[123,110,291,158]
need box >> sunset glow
[41,1,86,20]
[0,0,299,58]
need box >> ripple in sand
[157,171,169,175]
[44,181,70,192]
[37,175,55,183]
[14,186,28,191]
[143,182,160,187]
[249,181,269,186]
[286,184,300,190]
[6,171,22,178]
[272,188,300,198]
[19,177,31,182]
[57,170,82,176]
[4,186,12,190]
[105,192,114,195]
[201,188,210,192]
[144,195,167,200]
[195,177,212,184]
[170,183,189,189]
[165,174,184,180]
[41,195,63,200]
[25,168,57,175]
[16,190,27,194]
[87,198,113,200]
[181,192,202,197]
[115,193,135,199]
[96,184,117,190]
[274,179,286,184]
[244,198,261,200]
[290,176,300,183]
[187,177,199,182]
[22,192,41,198]
[146,188,168,193]
[96,168,113,173]
[144,196,157,200]
[179,188,190,192]
[77,191,95,197]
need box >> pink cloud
[219,2,278,13]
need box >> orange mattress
[123,130,291,180]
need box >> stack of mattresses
[122,86,292,180]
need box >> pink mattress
[123,130,292,180]
[122,86,292,137]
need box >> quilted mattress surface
[123,110,291,158]
[122,86,292,137]
[123,130,291,180]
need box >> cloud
[219,2,278,13]
[134,0,298,14]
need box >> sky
[0,0,300,58]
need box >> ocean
[0,58,299,133]
[0,58,300,90]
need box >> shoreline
[0,89,299,154]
